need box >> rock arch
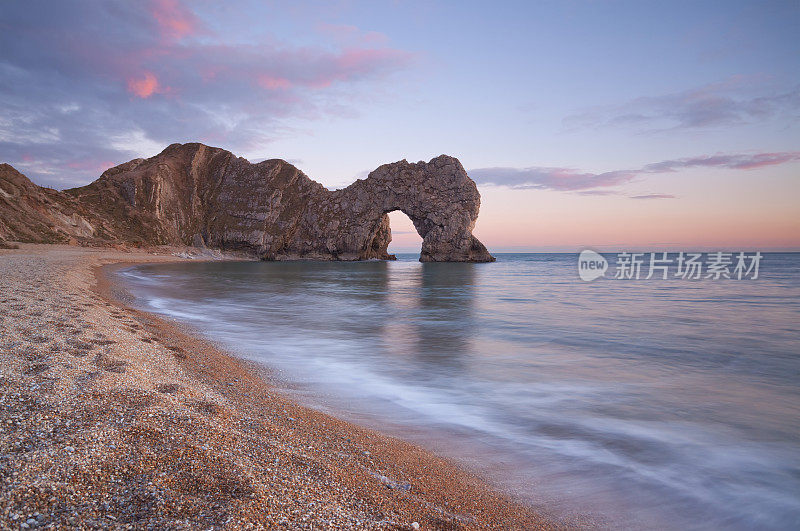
[282,155,495,262]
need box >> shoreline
[0,244,558,529]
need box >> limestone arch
[347,156,494,262]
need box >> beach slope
[0,245,552,529]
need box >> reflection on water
[118,254,800,530]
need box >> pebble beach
[0,244,555,530]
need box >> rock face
[0,143,495,262]
[0,163,98,245]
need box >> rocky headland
[0,144,494,262]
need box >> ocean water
[117,253,800,529]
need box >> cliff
[0,144,494,262]
[0,163,99,245]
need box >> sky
[0,0,798,252]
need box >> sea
[116,252,800,530]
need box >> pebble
[0,248,542,530]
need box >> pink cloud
[149,0,200,40]
[643,152,800,173]
[127,72,160,98]
[726,152,800,170]
[0,1,415,188]
[258,75,292,90]
[299,48,412,89]
[469,166,636,191]
[471,151,800,192]
[199,65,224,82]
[31,3,412,105]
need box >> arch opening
[386,209,423,259]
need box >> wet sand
[0,244,558,529]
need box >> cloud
[642,152,800,172]
[469,151,800,193]
[0,0,413,187]
[630,194,676,200]
[468,167,636,191]
[150,0,202,41]
[575,190,621,196]
[564,79,800,131]
[257,75,292,91]
[109,130,165,157]
[127,72,160,98]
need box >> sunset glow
[1,0,797,251]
